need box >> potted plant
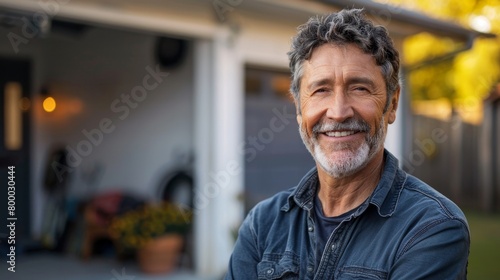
[109,202,192,274]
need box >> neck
[317,149,385,217]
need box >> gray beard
[299,116,386,178]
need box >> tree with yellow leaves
[380,0,500,123]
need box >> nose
[325,91,354,123]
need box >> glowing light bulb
[43,97,56,112]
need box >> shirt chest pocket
[257,252,300,280]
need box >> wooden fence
[405,99,500,212]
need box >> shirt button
[331,244,336,250]
[307,266,314,272]
[266,268,274,275]
[308,226,314,232]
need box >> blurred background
[0,0,498,279]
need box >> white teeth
[325,131,356,137]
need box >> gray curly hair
[288,9,400,113]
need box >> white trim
[193,27,245,276]
[0,0,217,38]
[208,26,245,276]
[193,38,214,275]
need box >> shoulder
[400,174,467,223]
[393,173,470,251]
[390,174,470,259]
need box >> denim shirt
[225,150,469,279]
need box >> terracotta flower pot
[137,234,184,274]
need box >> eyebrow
[306,78,331,92]
[306,76,376,92]
[345,77,376,88]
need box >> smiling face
[297,43,399,178]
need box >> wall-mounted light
[40,87,56,113]
[43,96,56,112]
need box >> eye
[350,86,372,95]
[353,86,368,92]
[313,87,329,94]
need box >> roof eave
[320,0,495,41]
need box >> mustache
[312,118,371,134]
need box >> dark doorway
[0,57,32,241]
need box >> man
[226,8,469,279]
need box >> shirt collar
[368,150,407,217]
[281,167,318,212]
[282,149,407,217]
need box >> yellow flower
[109,202,192,251]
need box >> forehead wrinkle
[305,70,378,93]
[301,44,384,95]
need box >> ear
[387,87,400,124]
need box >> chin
[315,142,371,178]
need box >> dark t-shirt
[313,195,360,264]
